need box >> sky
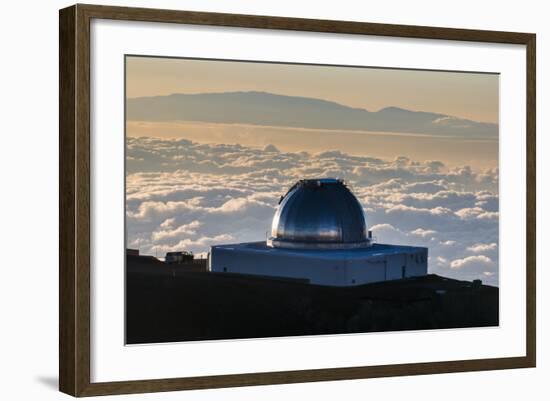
[126,56,499,123]
[125,56,500,285]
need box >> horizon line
[126,90,499,125]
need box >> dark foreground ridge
[126,254,499,344]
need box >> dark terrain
[126,254,499,344]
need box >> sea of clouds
[126,136,499,286]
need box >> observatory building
[209,178,428,286]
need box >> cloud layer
[126,137,499,285]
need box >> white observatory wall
[210,245,350,286]
[210,244,428,286]
[347,248,428,284]
[346,258,387,284]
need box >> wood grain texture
[59,3,536,397]
[78,3,532,43]
[60,4,92,396]
[59,5,76,396]
[75,4,91,396]
[78,356,533,397]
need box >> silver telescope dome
[267,178,370,249]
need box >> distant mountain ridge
[126,91,498,138]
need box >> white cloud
[215,198,262,213]
[152,220,202,242]
[126,137,499,285]
[369,223,410,244]
[386,204,454,216]
[370,223,399,233]
[455,207,484,219]
[152,234,234,254]
[467,243,498,252]
[159,217,176,229]
[476,211,499,220]
[410,228,437,237]
[450,255,493,269]
[402,180,448,194]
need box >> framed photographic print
[59,4,536,397]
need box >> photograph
[124,55,500,344]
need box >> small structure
[165,251,194,264]
[209,178,428,286]
[126,248,140,257]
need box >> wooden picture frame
[59,3,536,397]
